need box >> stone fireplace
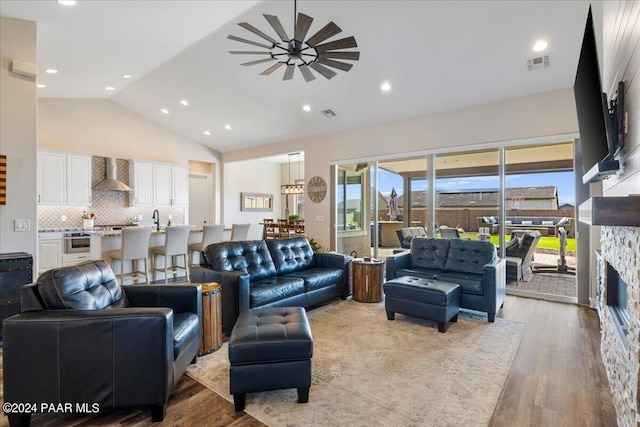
[598,225,639,426]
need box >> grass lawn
[460,233,576,251]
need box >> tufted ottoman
[383,276,461,332]
[228,307,313,411]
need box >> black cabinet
[0,252,33,340]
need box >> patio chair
[438,227,461,239]
[505,230,541,283]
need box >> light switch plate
[315,216,325,222]
[15,219,30,231]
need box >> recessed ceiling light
[380,82,391,92]
[45,69,58,74]
[302,105,311,112]
[204,130,211,136]
[224,124,232,130]
[37,84,46,88]
[532,40,548,52]
[161,108,169,114]
[105,86,115,91]
[122,74,132,79]
[180,99,189,106]
[57,0,76,6]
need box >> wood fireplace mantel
[578,196,640,226]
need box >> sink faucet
[152,209,160,231]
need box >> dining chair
[151,225,191,283]
[230,223,251,241]
[292,218,305,236]
[107,226,153,285]
[188,224,224,266]
[276,219,290,239]
[263,219,276,239]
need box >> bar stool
[189,224,224,266]
[107,226,153,285]
[150,225,191,284]
[230,223,250,241]
[263,219,276,239]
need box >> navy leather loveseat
[190,237,349,333]
[385,237,506,322]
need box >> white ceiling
[1,0,592,155]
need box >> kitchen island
[89,226,231,282]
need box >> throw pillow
[489,216,497,224]
[505,220,512,225]
[541,220,554,226]
[521,220,533,225]
[482,216,491,224]
[557,217,569,226]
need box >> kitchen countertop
[40,225,205,236]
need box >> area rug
[187,299,526,427]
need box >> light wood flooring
[0,295,617,427]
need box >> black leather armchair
[2,260,201,426]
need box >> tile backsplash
[38,157,185,229]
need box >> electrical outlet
[168,214,173,220]
[61,215,67,222]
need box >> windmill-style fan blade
[241,57,276,66]
[237,22,279,44]
[299,64,316,82]
[260,62,285,75]
[320,51,360,61]
[264,14,289,42]
[283,64,295,80]
[295,13,313,42]
[229,51,273,55]
[305,21,342,47]
[227,35,272,49]
[317,58,353,72]
[316,36,358,52]
[309,62,337,80]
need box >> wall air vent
[527,55,550,71]
[322,109,336,118]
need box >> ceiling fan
[228,0,360,82]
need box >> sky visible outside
[376,169,576,205]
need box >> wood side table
[199,282,223,356]
[352,258,384,303]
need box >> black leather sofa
[2,260,201,426]
[190,236,349,333]
[385,237,506,322]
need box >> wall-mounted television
[573,6,623,184]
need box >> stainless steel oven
[64,232,91,253]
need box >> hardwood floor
[0,295,617,426]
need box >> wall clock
[307,176,327,203]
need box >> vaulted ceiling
[1,1,592,153]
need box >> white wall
[602,1,640,197]
[0,17,38,261]
[224,159,282,240]
[223,88,579,248]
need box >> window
[337,168,364,231]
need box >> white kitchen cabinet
[153,163,188,207]
[62,252,92,267]
[38,233,63,274]
[38,150,92,206]
[129,160,153,207]
[172,166,188,207]
[66,153,92,206]
[38,151,66,205]
[153,163,173,206]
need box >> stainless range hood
[93,157,132,192]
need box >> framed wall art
[241,192,273,212]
